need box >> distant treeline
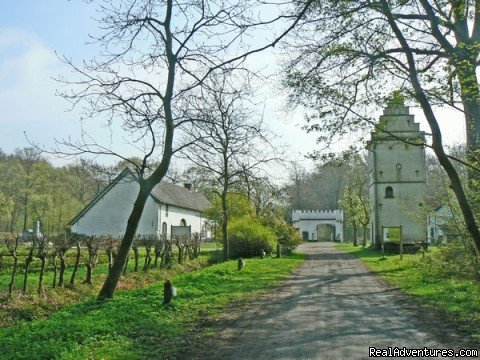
[0,147,134,234]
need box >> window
[162,222,167,237]
[385,186,394,198]
[180,219,187,226]
[396,163,402,180]
[165,205,169,217]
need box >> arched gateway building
[292,210,344,242]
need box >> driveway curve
[200,242,476,360]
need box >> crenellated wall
[292,210,344,242]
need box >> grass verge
[336,243,480,342]
[0,253,305,359]
[0,244,223,328]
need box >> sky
[0,1,468,181]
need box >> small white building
[427,205,454,244]
[292,210,344,242]
[69,168,211,238]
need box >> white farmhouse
[69,168,211,238]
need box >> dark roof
[69,168,211,225]
[151,180,211,212]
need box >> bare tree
[83,236,99,285]
[180,74,279,260]
[36,234,49,294]
[52,0,315,299]
[51,234,75,288]
[22,236,37,294]
[69,234,84,287]
[4,233,20,297]
[14,148,46,233]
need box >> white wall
[71,178,159,236]
[158,204,206,238]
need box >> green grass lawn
[0,253,305,359]
[336,243,480,341]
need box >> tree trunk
[107,250,114,271]
[38,256,46,294]
[85,264,93,285]
[22,255,34,294]
[97,186,151,299]
[58,254,66,287]
[362,226,367,248]
[22,195,28,234]
[455,56,480,186]
[143,246,152,271]
[8,254,18,297]
[176,241,184,265]
[352,225,358,246]
[52,254,57,289]
[154,242,163,268]
[133,245,139,272]
[69,243,81,286]
[123,256,129,276]
[221,191,229,261]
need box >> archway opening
[316,223,335,242]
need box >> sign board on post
[171,225,191,238]
[383,226,402,243]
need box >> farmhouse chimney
[184,183,192,191]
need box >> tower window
[385,186,394,198]
[379,171,383,178]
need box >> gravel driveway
[200,242,477,360]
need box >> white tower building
[367,101,426,246]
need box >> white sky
[0,2,467,182]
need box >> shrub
[419,238,480,281]
[258,216,302,255]
[273,220,303,255]
[228,218,276,258]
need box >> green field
[336,243,480,342]
[0,243,221,327]
[0,252,305,359]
